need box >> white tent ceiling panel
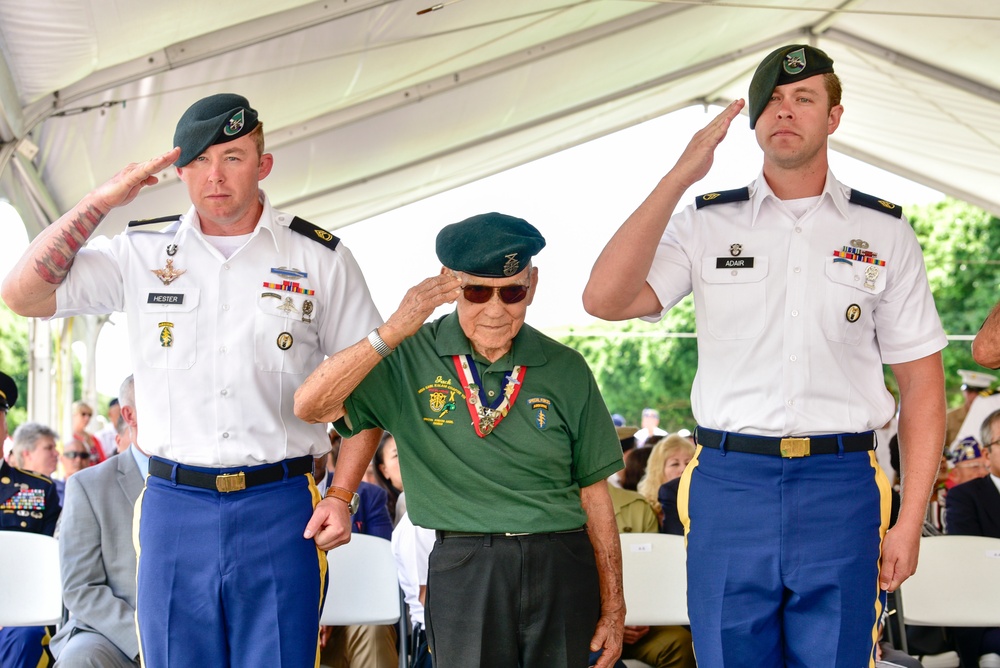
[2,0,1000,243]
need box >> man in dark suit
[945,407,1000,665]
[50,376,144,667]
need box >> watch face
[348,493,360,516]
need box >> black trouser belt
[436,527,586,540]
[148,456,313,493]
[695,427,875,458]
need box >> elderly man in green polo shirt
[295,212,626,668]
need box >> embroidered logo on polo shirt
[526,397,552,430]
[417,376,466,427]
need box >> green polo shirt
[336,312,624,533]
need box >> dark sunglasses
[63,451,91,460]
[462,284,529,305]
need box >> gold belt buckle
[780,437,811,458]
[216,472,246,493]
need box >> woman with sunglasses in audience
[71,400,106,464]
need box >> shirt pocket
[253,293,319,374]
[138,289,200,369]
[698,256,769,340]
[822,259,887,345]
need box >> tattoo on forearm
[34,204,106,284]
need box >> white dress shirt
[55,193,382,466]
[644,171,946,437]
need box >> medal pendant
[479,410,496,435]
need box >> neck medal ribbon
[453,355,526,437]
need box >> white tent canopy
[1,0,999,243]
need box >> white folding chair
[897,535,1000,668]
[619,533,689,668]
[321,532,402,626]
[0,531,63,626]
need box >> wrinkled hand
[880,521,921,592]
[668,99,745,190]
[94,147,181,212]
[382,274,462,346]
[304,497,353,551]
[589,607,626,668]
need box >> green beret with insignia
[0,371,18,411]
[436,212,546,278]
[173,93,260,167]
[748,44,835,129]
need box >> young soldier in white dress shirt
[1,94,382,667]
[584,45,946,667]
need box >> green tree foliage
[560,295,698,432]
[907,198,1000,405]
[0,302,30,432]
[559,198,999,425]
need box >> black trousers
[425,530,601,668]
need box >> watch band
[325,485,360,515]
[325,485,354,504]
[367,328,393,358]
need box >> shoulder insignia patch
[128,215,182,228]
[695,187,750,209]
[289,217,340,251]
[849,190,902,218]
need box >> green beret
[436,212,546,278]
[748,44,835,129]
[173,93,260,167]
[0,371,17,411]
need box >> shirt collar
[129,445,150,479]
[749,168,848,227]
[175,190,279,253]
[432,311,548,369]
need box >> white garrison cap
[959,369,998,391]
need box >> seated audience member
[372,431,404,525]
[0,413,62,667]
[114,416,130,455]
[613,414,638,455]
[648,436,696,535]
[610,418,639,489]
[605,483,696,668]
[634,408,667,448]
[70,401,106,464]
[55,437,92,504]
[944,408,1000,665]
[50,375,144,668]
[10,422,59,480]
[319,430,397,668]
[638,435,695,524]
[620,446,653,492]
[94,397,121,458]
[392,510,436,668]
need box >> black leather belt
[436,527,586,540]
[148,456,313,493]
[695,427,875,458]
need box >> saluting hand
[93,147,182,212]
[667,99,745,191]
[380,273,462,348]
